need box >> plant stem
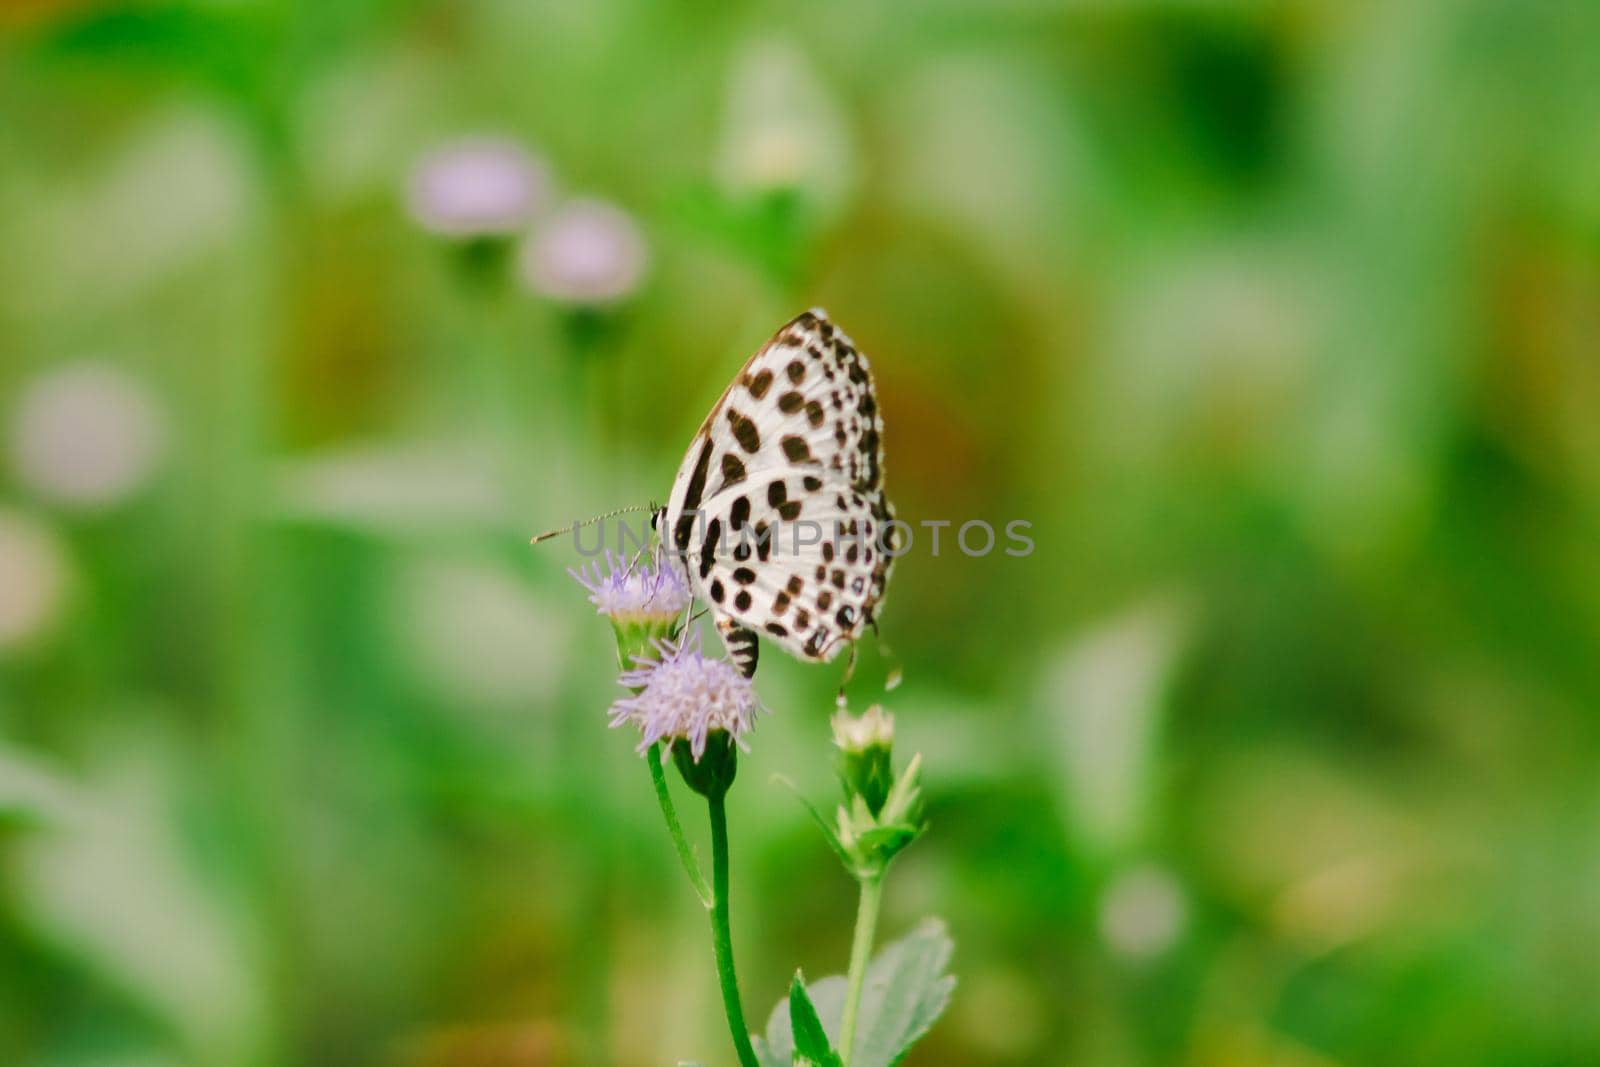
[708,791,761,1067]
[646,743,713,908]
[839,875,885,1067]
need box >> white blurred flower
[1038,597,1188,854]
[0,510,70,652]
[10,363,167,510]
[398,558,570,713]
[18,740,266,1062]
[14,109,250,316]
[272,441,513,531]
[406,137,550,238]
[1099,864,1187,960]
[519,198,647,305]
[716,38,853,208]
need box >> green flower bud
[833,704,896,816]
[672,730,739,800]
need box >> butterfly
[652,308,895,678]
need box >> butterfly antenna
[529,504,654,545]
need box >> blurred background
[2,1,1599,1065]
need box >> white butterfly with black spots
[653,308,896,678]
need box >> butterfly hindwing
[694,475,892,662]
[663,308,894,672]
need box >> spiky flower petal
[569,549,690,623]
[570,549,690,666]
[610,631,760,760]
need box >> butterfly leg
[835,642,859,709]
[717,618,760,679]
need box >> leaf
[761,919,955,1067]
[760,976,845,1066]
[789,973,844,1067]
[852,919,956,1067]
[772,774,854,869]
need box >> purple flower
[610,631,761,760]
[569,549,690,625]
[519,198,647,304]
[10,362,168,510]
[406,137,550,238]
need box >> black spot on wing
[683,438,714,511]
[727,409,761,453]
[720,452,746,488]
[698,518,722,580]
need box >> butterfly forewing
[663,308,894,669]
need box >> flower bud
[672,730,739,799]
[832,704,895,816]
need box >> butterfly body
[658,309,895,677]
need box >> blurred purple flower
[519,198,647,305]
[9,362,167,510]
[406,137,550,238]
[610,631,760,760]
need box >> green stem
[839,875,885,1067]
[708,792,761,1067]
[646,743,713,908]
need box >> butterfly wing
[662,308,895,673]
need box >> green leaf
[760,976,846,1066]
[789,973,844,1067]
[761,920,955,1067]
[772,774,854,868]
[853,919,956,1067]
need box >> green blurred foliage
[2,1,1599,1065]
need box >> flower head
[610,631,760,761]
[832,703,895,753]
[569,549,689,623]
[406,137,550,238]
[570,549,690,668]
[519,198,647,304]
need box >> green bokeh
[2,2,1598,1065]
